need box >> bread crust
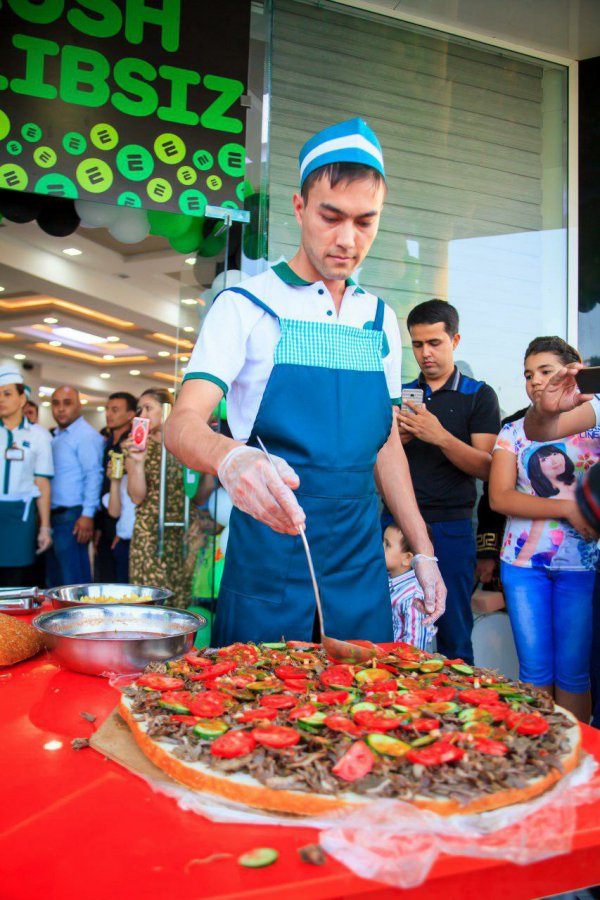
[119,697,581,817]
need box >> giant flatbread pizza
[119,641,581,817]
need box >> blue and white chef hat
[0,364,24,388]
[299,118,385,188]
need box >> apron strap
[373,297,385,332]
[214,286,279,320]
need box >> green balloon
[195,220,227,258]
[169,217,204,253]
[242,192,265,261]
[148,209,190,239]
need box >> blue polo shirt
[402,367,500,522]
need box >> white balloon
[109,208,150,244]
[208,487,233,527]
[75,199,119,229]
[218,524,229,555]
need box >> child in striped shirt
[383,523,437,651]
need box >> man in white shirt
[165,118,446,645]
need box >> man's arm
[524,363,597,441]
[164,379,238,475]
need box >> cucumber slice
[396,661,420,671]
[392,704,410,713]
[421,701,459,715]
[419,660,445,673]
[458,707,491,722]
[366,734,410,757]
[351,701,377,714]
[410,734,437,747]
[298,712,327,727]
[262,642,286,650]
[246,681,278,691]
[451,663,474,675]
[355,668,389,685]
[193,719,229,739]
[157,699,190,714]
[238,847,279,868]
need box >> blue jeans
[591,566,600,728]
[112,538,130,583]
[430,519,476,665]
[46,507,92,587]
[501,561,595,693]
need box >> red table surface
[2,615,600,900]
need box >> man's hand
[37,526,53,554]
[218,446,306,535]
[475,558,496,584]
[111,536,121,550]
[398,401,446,446]
[73,515,94,544]
[538,363,593,414]
[411,557,447,625]
[566,500,599,543]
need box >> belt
[51,505,81,515]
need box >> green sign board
[0,0,251,214]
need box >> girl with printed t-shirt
[490,337,600,722]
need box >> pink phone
[131,416,150,451]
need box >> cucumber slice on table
[450,663,474,675]
[419,660,445,673]
[193,719,229,739]
[298,712,327,727]
[238,847,279,868]
[366,734,410,757]
[410,734,437,748]
[262,642,287,650]
[157,700,189,714]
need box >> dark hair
[301,162,386,202]
[524,336,581,367]
[528,444,575,497]
[108,391,137,412]
[15,383,26,396]
[25,399,38,410]
[384,521,433,553]
[407,299,459,338]
[139,387,173,409]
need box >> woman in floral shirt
[490,337,599,722]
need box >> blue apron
[213,288,394,646]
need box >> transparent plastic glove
[411,555,446,625]
[217,445,305,535]
[36,525,53,554]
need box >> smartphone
[575,366,600,394]
[401,387,424,410]
[131,416,150,451]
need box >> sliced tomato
[320,665,354,688]
[365,691,398,708]
[459,689,500,706]
[251,725,301,748]
[193,660,238,681]
[402,718,441,733]
[259,694,297,710]
[332,740,374,781]
[364,679,398,694]
[474,737,509,756]
[183,653,214,669]
[515,714,549,736]
[479,703,512,722]
[217,643,259,664]
[136,674,185,691]
[324,715,364,736]
[218,675,255,689]
[394,692,429,708]
[171,715,201,725]
[313,691,350,705]
[282,678,311,693]
[210,730,256,758]
[187,695,226,718]
[275,664,306,680]
[288,703,318,722]
[429,687,457,703]
[443,658,466,667]
[406,741,465,766]
[463,722,493,738]
[353,710,403,731]
[286,641,320,649]
[236,707,278,723]
[159,690,195,709]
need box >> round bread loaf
[0,612,44,666]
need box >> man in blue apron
[165,118,446,644]
[0,365,53,587]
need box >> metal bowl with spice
[46,583,173,609]
[32,605,205,676]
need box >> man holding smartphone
[389,299,501,664]
[165,118,446,646]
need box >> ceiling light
[103,354,115,360]
[0,296,135,329]
[105,335,120,343]
[183,326,195,333]
[54,326,107,345]
[43,316,58,324]
[14,353,26,360]
[100,373,111,379]
[62,247,82,256]
[168,388,175,393]
[129,369,140,376]
[49,340,62,347]
[185,257,195,265]
[81,398,88,405]
[39,386,53,396]
[181,298,197,306]
[0,332,15,340]
[157,350,170,357]
[180,355,190,362]
[34,343,148,365]
[97,405,106,412]
[0,286,4,292]
[42,401,51,408]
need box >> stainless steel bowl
[32,605,205,676]
[46,583,173,610]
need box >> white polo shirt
[0,417,53,496]
[183,261,403,442]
